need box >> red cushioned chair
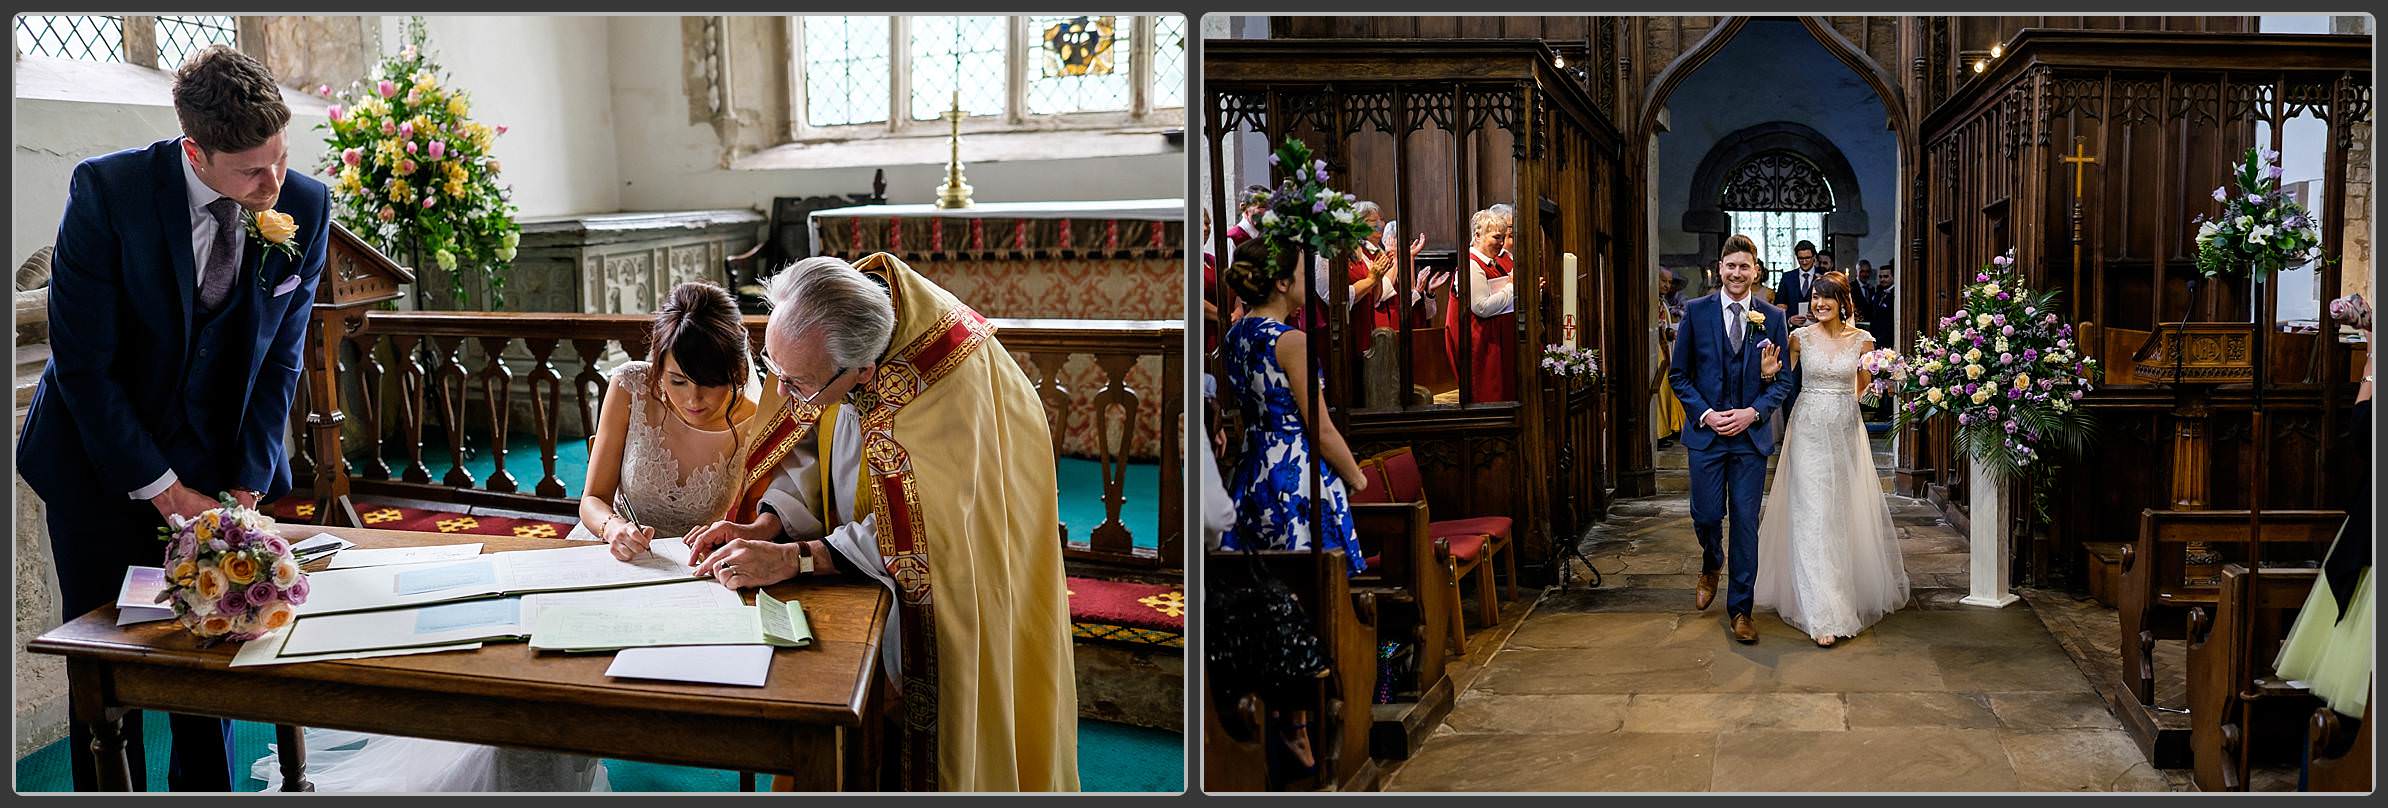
[1345,458,1465,666]
[1371,447,1514,631]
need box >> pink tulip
[399,121,415,139]
[317,84,332,97]
[327,105,344,123]
[422,196,437,209]
[378,80,397,98]
[405,140,418,154]
[428,140,446,159]
[381,121,396,136]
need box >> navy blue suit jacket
[17,138,328,506]
[1775,267,1820,313]
[1667,292,1799,455]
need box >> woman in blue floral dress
[1218,255,1370,576]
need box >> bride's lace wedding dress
[1753,325,1911,640]
[251,361,752,792]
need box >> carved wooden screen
[1916,30,2370,584]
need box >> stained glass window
[1726,210,1827,280]
[1027,15,1132,115]
[1151,14,1186,110]
[15,15,127,63]
[154,15,236,70]
[802,16,891,127]
[908,16,1006,121]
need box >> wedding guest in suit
[16,46,326,792]
[1775,239,1824,326]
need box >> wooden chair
[1209,548,1380,792]
[2306,693,2372,793]
[1348,458,1461,667]
[724,174,888,311]
[2186,564,2323,791]
[1372,447,1514,629]
[1202,684,1271,792]
[2118,509,2342,705]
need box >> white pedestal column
[1961,457,2020,608]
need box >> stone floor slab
[1711,727,2019,791]
[1845,692,1999,729]
[1441,692,1631,735]
[1386,732,1717,792]
[1471,647,1721,695]
[1931,644,2095,693]
[1987,692,2126,732]
[1773,648,1952,693]
[1622,693,1846,734]
[1999,729,2171,792]
[1504,612,1680,650]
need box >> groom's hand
[148,483,218,526]
[1714,408,1760,436]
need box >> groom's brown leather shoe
[1731,614,1758,644]
[1694,571,1718,611]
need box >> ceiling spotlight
[1554,53,1566,68]
[1990,44,2004,59]
[1973,59,1988,74]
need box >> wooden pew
[1202,685,1271,792]
[1348,496,1458,761]
[1210,549,1381,791]
[2187,564,2322,791]
[2306,694,2372,793]
[2118,509,2342,706]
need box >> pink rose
[397,159,417,175]
[428,140,446,159]
[381,121,396,136]
[378,80,397,98]
[341,147,361,166]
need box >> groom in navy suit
[1668,234,1798,643]
[17,45,326,791]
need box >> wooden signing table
[27,527,891,793]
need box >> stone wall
[13,421,65,757]
[2341,116,2372,303]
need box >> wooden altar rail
[290,311,1183,569]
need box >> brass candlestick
[934,92,973,209]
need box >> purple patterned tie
[200,197,240,312]
[1728,301,1746,353]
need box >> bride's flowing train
[1754,325,1910,640]
[252,729,611,792]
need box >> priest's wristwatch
[796,541,817,575]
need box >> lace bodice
[1794,324,1871,396]
[608,361,744,537]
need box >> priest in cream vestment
[691,253,1078,791]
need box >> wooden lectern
[2130,321,2256,584]
[306,223,414,527]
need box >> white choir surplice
[758,404,902,681]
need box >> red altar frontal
[810,200,1186,461]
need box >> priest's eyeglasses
[761,353,851,407]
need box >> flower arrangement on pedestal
[1243,138,1375,274]
[1539,344,1601,382]
[2194,147,2326,280]
[317,17,522,307]
[157,500,308,645]
[1890,250,2103,482]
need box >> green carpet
[13,716,1181,792]
[361,433,1160,550]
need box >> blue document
[414,598,523,634]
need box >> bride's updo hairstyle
[647,281,752,393]
[1809,271,1859,325]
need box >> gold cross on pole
[2061,135,2098,199]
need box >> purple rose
[1999,352,2013,365]
[245,581,276,608]
[1965,383,1979,395]
[1977,273,1992,282]
[2070,390,2085,400]
[208,539,228,553]
[2004,420,2020,434]
[217,591,247,615]
[2001,325,2015,336]
[1986,405,1999,418]
[1997,292,2011,301]
[288,578,310,606]
[263,536,290,556]
[1958,412,1972,426]
[2022,349,2039,361]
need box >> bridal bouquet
[1892,250,2101,480]
[2193,147,2326,280]
[1857,348,1904,405]
[2328,293,2371,332]
[317,17,523,306]
[1245,138,1376,276]
[1540,344,1601,381]
[157,499,310,645]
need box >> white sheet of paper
[326,543,484,570]
[230,628,483,668]
[530,605,762,652]
[520,577,741,624]
[493,542,697,593]
[295,541,702,616]
[280,597,529,656]
[605,645,772,687]
[295,561,504,616]
[114,566,175,625]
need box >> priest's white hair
[765,257,895,369]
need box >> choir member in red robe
[1446,206,1517,403]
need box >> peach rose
[258,602,295,632]
[194,566,228,601]
[272,559,301,588]
[255,210,298,245]
[169,559,197,585]
[198,614,235,636]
